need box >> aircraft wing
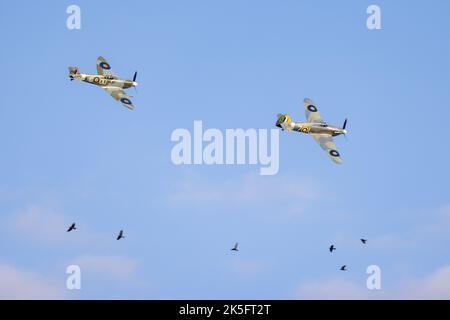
[103,86,134,110]
[311,134,343,164]
[304,98,325,124]
[96,56,115,77]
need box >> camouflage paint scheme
[276,98,347,164]
[69,57,138,110]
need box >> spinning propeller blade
[342,118,348,141]
[132,71,138,93]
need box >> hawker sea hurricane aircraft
[276,98,348,164]
[68,57,138,110]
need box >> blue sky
[0,0,449,299]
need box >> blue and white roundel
[99,62,111,70]
[329,149,340,157]
[307,105,317,112]
[121,98,132,105]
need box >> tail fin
[68,66,80,80]
[275,114,292,130]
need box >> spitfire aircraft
[69,57,138,110]
[276,98,348,164]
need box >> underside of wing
[304,98,325,124]
[96,56,114,77]
[311,134,343,164]
[103,86,134,110]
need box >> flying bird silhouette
[116,230,124,240]
[329,245,336,252]
[361,238,367,244]
[231,243,239,251]
[340,265,347,271]
[67,223,76,232]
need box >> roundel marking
[121,98,132,105]
[93,77,100,83]
[329,149,340,157]
[307,105,317,112]
[300,126,309,133]
[99,62,111,70]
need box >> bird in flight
[329,245,336,252]
[116,230,124,240]
[361,238,367,244]
[67,223,76,232]
[231,243,239,251]
[340,265,347,271]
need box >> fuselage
[293,122,346,136]
[77,73,137,89]
[276,118,346,136]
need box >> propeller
[132,71,138,93]
[342,118,348,140]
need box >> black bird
[116,230,124,240]
[329,245,336,252]
[231,242,239,251]
[67,223,76,232]
[340,265,347,271]
[361,238,367,244]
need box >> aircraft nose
[133,81,138,87]
[343,129,348,134]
